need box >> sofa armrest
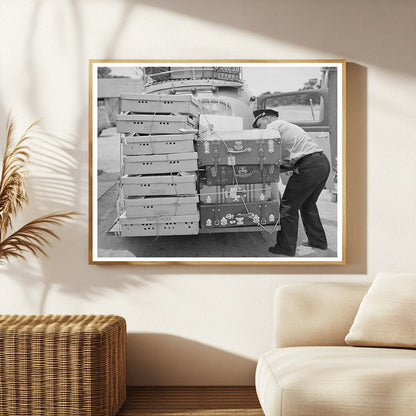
[273,282,370,348]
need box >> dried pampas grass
[0,115,78,265]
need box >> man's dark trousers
[274,152,331,256]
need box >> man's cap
[252,109,279,128]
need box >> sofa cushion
[274,283,370,348]
[345,272,416,348]
[256,346,416,416]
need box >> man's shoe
[268,246,294,256]
[301,240,328,250]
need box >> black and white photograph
[89,61,345,264]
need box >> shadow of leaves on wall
[0,1,370,312]
[134,0,413,76]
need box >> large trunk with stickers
[199,182,274,204]
[204,164,280,186]
[200,200,280,230]
[196,129,282,166]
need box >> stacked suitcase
[116,93,200,237]
[196,126,282,232]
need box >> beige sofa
[255,282,416,416]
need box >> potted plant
[0,116,78,264]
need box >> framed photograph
[89,60,345,264]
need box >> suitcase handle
[234,170,253,178]
[227,147,252,154]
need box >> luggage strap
[148,94,163,139]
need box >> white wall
[0,0,415,385]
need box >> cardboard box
[120,93,200,118]
[123,152,198,175]
[124,195,199,218]
[122,133,195,156]
[198,115,243,134]
[121,173,197,196]
[117,114,196,135]
[119,212,199,237]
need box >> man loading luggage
[252,109,330,256]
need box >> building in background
[97,77,143,135]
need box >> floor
[116,386,264,416]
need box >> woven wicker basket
[0,314,126,416]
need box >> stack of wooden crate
[196,127,282,233]
[116,93,200,237]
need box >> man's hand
[280,163,293,173]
